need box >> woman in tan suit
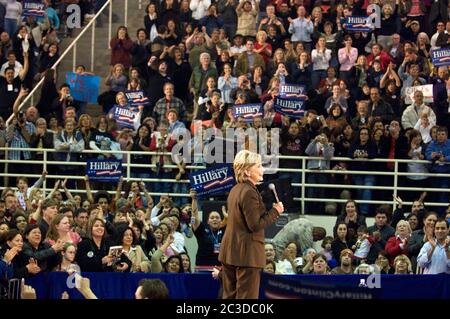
[219,150,284,299]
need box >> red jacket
[367,51,393,71]
[385,235,409,266]
[110,38,133,69]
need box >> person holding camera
[150,121,176,203]
[5,87,34,186]
[50,83,78,125]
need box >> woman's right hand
[273,202,284,214]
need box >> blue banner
[260,273,381,299]
[232,104,263,123]
[23,1,46,17]
[26,272,450,300]
[125,90,150,106]
[274,97,305,118]
[109,105,139,130]
[431,48,450,67]
[189,164,236,198]
[86,159,122,182]
[66,72,101,103]
[343,16,373,32]
[279,84,307,99]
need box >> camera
[17,111,25,124]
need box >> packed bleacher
[1,0,450,298]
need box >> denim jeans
[311,70,327,90]
[352,174,376,215]
[4,18,18,37]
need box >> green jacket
[235,52,265,77]
[189,65,219,95]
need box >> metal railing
[1,147,449,213]
[5,0,129,125]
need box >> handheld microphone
[268,183,280,203]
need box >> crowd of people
[0,0,450,298]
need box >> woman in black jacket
[333,200,367,243]
[0,229,41,279]
[75,218,131,272]
[22,224,63,272]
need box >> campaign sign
[404,84,434,104]
[343,16,373,32]
[232,104,263,123]
[279,84,307,99]
[431,48,450,67]
[189,164,236,198]
[125,90,150,106]
[23,1,46,17]
[274,97,305,119]
[86,159,122,182]
[66,72,101,103]
[110,105,139,129]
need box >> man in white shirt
[0,51,22,77]
[417,219,450,274]
[401,90,436,130]
[430,21,446,50]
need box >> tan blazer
[126,245,151,272]
[219,181,279,268]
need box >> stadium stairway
[56,0,146,119]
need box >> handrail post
[393,160,398,211]
[301,158,306,215]
[43,150,48,197]
[3,143,8,187]
[73,43,77,71]
[125,0,128,27]
[127,160,131,182]
[108,1,113,48]
[91,19,96,72]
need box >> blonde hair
[233,150,262,183]
[394,254,412,273]
[256,30,267,42]
[395,220,412,236]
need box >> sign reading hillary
[86,159,122,182]
[66,72,101,103]
[232,104,263,123]
[125,90,150,106]
[343,16,374,32]
[274,84,307,119]
[189,164,235,198]
[279,84,307,99]
[23,1,46,17]
[431,48,450,67]
[111,106,139,129]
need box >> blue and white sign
[86,159,122,182]
[23,1,46,17]
[189,164,236,198]
[125,90,150,106]
[232,104,263,123]
[110,105,139,130]
[431,48,450,67]
[343,16,373,32]
[274,97,305,118]
[66,72,101,103]
[279,84,307,99]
